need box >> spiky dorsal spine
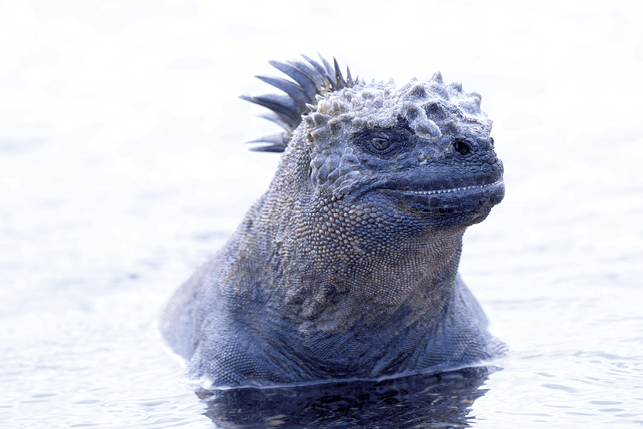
[241,54,359,153]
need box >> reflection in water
[199,366,497,428]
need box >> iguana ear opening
[241,54,361,153]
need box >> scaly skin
[161,56,506,388]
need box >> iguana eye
[453,139,471,155]
[371,138,390,151]
[352,121,414,157]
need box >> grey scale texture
[161,55,506,388]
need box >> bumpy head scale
[242,55,492,159]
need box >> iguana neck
[281,219,465,332]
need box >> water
[1,1,642,427]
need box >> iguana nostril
[453,139,471,155]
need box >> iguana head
[244,55,504,234]
[240,56,505,328]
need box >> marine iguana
[161,55,505,388]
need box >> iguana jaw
[376,178,504,214]
[373,163,505,214]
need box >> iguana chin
[161,55,506,388]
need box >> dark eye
[371,138,390,151]
[352,126,413,157]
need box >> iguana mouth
[376,179,505,213]
[396,181,502,196]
